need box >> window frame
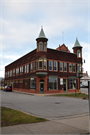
[48,77,58,90]
[64,62,67,72]
[54,61,57,71]
[69,63,72,72]
[73,64,76,72]
[49,61,53,71]
[30,77,36,90]
[60,62,63,72]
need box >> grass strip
[53,93,88,99]
[1,107,47,127]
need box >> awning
[36,72,47,78]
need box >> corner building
[5,27,83,94]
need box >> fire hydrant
[79,89,81,94]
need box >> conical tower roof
[72,37,82,49]
[36,26,48,41]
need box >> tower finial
[41,26,43,28]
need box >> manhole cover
[55,102,60,104]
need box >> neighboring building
[5,27,83,94]
[0,77,4,86]
[80,71,90,87]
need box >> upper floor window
[78,63,81,72]
[25,64,29,73]
[73,64,76,72]
[39,58,43,69]
[33,62,36,71]
[64,63,67,71]
[39,44,43,51]
[44,58,47,69]
[27,64,29,73]
[37,58,47,70]
[16,68,19,75]
[10,70,12,77]
[13,69,15,76]
[54,61,57,71]
[77,50,81,57]
[38,42,47,52]
[49,61,53,70]
[8,71,9,77]
[31,63,33,71]
[69,63,72,72]
[5,72,8,77]
[60,62,63,71]
[20,66,23,73]
[30,62,36,72]
[25,65,27,73]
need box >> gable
[56,44,70,52]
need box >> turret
[36,26,48,52]
[73,37,83,76]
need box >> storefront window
[49,77,57,90]
[30,78,36,89]
[69,78,76,89]
[60,62,63,71]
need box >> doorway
[39,80,44,94]
[63,79,67,92]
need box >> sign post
[88,81,90,134]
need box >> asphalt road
[1,90,89,119]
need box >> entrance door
[63,79,67,92]
[39,80,44,94]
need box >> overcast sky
[0,0,90,77]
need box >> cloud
[0,0,90,77]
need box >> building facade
[5,27,83,94]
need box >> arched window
[39,42,43,51]
[77,50,81,57]
[38,42,47,51]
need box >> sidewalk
[13,90,88,96]
[1,113,89,134]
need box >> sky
[0,0,90,78]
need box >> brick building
[5,27,83,94]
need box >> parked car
[0,85,4,90]
[80,84,85,88]
[4,86,12,92]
